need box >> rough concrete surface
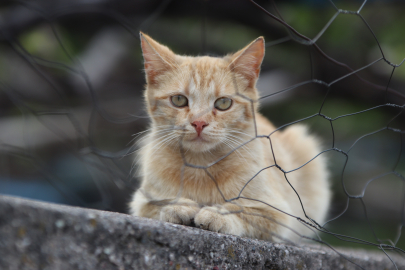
[0,195,403,270]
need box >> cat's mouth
[181,132,220,153]
[190,135,209,142]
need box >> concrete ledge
[0,195,402,270]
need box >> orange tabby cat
[129,32,330,242]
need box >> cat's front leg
[130,189,200,225]
[194,203,245,236]
[195,203,289,240]
[160,198,200,226]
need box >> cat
[129,32,331,242]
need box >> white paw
[194,206,243,236]
[160,204,199,225]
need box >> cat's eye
[214,97,233,111]
[171,95,188,107]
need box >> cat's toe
[160,204,199,225]
[195,206,230,233]
[195,206,245,236]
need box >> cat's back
[256,113,330,225]
[255,113,326,178]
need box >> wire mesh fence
[0,0,404,269]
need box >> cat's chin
[180,138,220,153]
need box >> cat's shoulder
[255,113,276,135]
[256,113,317,146]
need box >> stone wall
[0,195,402,270]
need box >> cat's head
[140,32,264,153]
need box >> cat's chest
[145,153,260,204]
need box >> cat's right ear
[140,32,176,85]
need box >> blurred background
[0,0,404,256]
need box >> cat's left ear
[229,37,265,87]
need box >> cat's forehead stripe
[189,76,216,98]
[183,76,190,96]
[192,58,210,83]
[186,57,227,96]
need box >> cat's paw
[160,203,200,226]
[194,206,244,236]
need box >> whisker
[127,128,175,149]
[222,139,247,163]
[228,129,255,138]
[129,132,176,156]
[149,134,180,157]
[224,134,256,160]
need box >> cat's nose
[191,121,209,136]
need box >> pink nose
[191,121,209,136]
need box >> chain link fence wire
[0,0,404,269]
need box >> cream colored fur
[129,32,331,242]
